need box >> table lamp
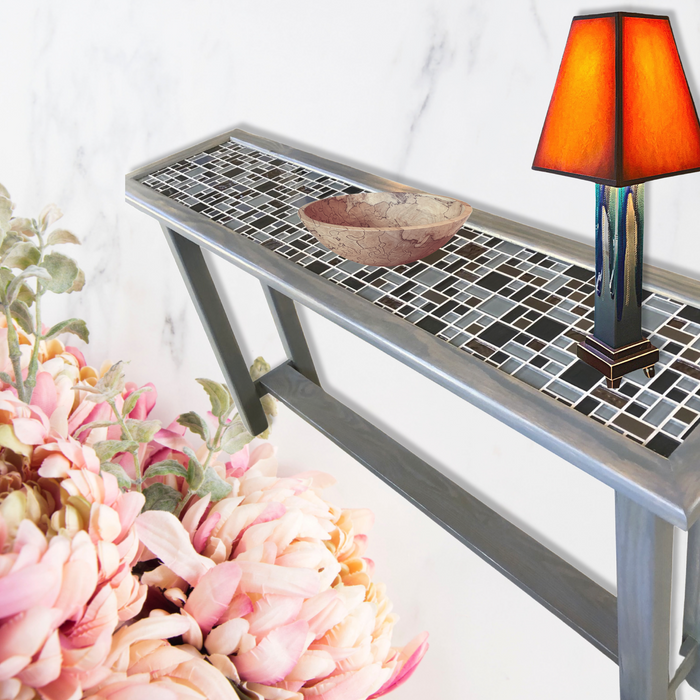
[533,12,700,389]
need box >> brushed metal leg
[616,493,673,700]
[162,226,268,436]
[262,283,319,385]
[682,521,700,690]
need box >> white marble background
[2,1,700,697]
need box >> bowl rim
[298,192,472,234]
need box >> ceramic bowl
[298,192,472,267]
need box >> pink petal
[237,561,320,598]
[182,494,211,541]
[184,561,241,634]
[369,631,429,698]
[0,607,57,662]
[287,649,335,683]
[225,444,250,478]
[193,512,220,553]
[0,563,59,619]
[219,593,254,624]
[64,346,86,368]
[37,670,82,700]
[0,655,31,682]
[135,511,214,586]
[126,383,157,419]
[152,429,191,453]
[114,491,146,543]
[205,618,249,656]
[169,657,239,700]
[234,620,309,684]
[32,371,58,418]
[245,595,304,637]
[12,417,46,445]
[16,628,61,687]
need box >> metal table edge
[125,174,691,529]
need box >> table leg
[682,520,700,690]
[261,284,319,385]
[161,226,268,436]
[616,493,673,700]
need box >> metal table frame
[127,128,700,699]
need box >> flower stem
[3,302,26,402]
[108,397,142,492]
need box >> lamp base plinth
[576,336,658,389]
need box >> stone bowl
[298,192,472,267]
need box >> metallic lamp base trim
[577,335,659,389]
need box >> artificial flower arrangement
[0,185,428,700]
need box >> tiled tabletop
[140,137,700,458]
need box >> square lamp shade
[533,12,700,388]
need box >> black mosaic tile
[478,322,519,348]
[646,433,681,458]
[139,137,700,456]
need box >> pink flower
[137,445,428,699]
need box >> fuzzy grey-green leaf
[66,268,85,294]
[74,419,118,437]
[142,483,182,513]
[0,198,14,234]
[0,372,13,386]
[186,457,205,491]
[220,418,254,454]
[3,242,40,270]
[249,357,271,382]
[94,440,139,462]
[196,378,231,419]
[92,361,127,402]
[122,386,152,417]
[177,411,209,442]
[6,266,52,305]
[10,301,34,335]
[195,466,232,502]
[101,462,132,489]
[40,252,78,294]
[44,318,89,343]
[47,229,80,246]
[9,218,36,238]
[143,460,188,479]
[124,418,160,445]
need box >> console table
[126,129,700,699]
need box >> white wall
[2,1,700,697]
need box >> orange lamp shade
[532,12,700,186]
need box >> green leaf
[94,439,139,462]
[100,462,132,489]
[195,466,232,502]
[249,357,271,382]
[9,218,36,238]
[74,419,118,437]
[220,418,254,454]
[124,418,160,444]
[0,197,14,235]
[143,459,188,479]
[47,229,80,246]
[260,394,277,418]
[15,282,35,306]
[38,204,62,232]
[2,242,40,270]
[5,265,52,305]
[40,252,79,294]
[9,301,33,335]
[177,411,209,442]
[66,267,85,294]
[122,386,152,417]
[92,361,127,402]
[185,454,204,491]
[196,378,232,419]
[142,483,182,513]
[0,184,9,200]
[44,318,89,343]
[0,232,24,258]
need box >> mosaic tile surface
[140,137,700,458]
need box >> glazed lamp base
[577,335,658,389]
